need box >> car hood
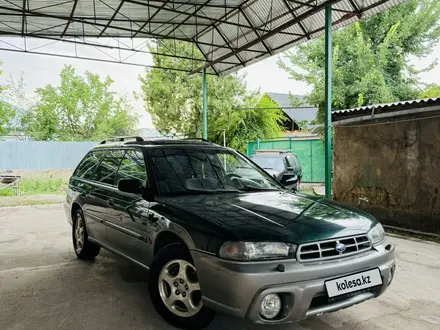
[153,191,377,245]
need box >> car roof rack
[100,136,144,144]
[182,138,212,143]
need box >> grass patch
[0,176,67,196]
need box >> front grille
[297,235,372,262]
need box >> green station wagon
[65,136,396,329]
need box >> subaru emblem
[335,242,346,253]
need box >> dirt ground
[1,204,440,330]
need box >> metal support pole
[202,67,208,139]
[324,5,333,199]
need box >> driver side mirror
[285,175,298,191]
[118,178,155,201]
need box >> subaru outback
[65,136,396,330]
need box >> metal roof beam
[140,0,241,9]
[125,0,260,33]
[238,8,272,55]
[0,12,217,26]
[0,33,239,65]
[192,0,343,73]
[165,2,207,38]
[0,4,239,50]
[282,0,311,40]
[21,0,26,35]
[191,0,253,40]
[98,0,126,37]
[61,0,79,38]
[0,45,218,74]
[132,2,167,38]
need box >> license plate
[325,268,382,298]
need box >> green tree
[2,73,36,139]
[24,65,138,141]
[279,0,440,121]
[420,84,440,98]
[0,62,16,136]
[139,41,283,152]
[215,94,284,151]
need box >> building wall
[333,117,440,234]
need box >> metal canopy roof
[0,0,404,75]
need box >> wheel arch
[153,226,196,257]
[71,202,82,220]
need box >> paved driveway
[1,204,440,330]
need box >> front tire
[72,209,100,259]
[149,244,215,330]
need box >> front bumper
[191,240,395,324]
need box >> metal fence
[247,138,325,183]
[0,141,97,171]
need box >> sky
[0,38,439,129]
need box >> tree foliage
[279,0,440,121]
[24,65,138,141]
[139,41,283,152]
[1,73,35,138]
[0,62,16,136]
[217,94,284,151]
[420,84,440,98]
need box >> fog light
[259,294,281,319]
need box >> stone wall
[333,116,440,234]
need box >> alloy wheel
[74,214,85,254]
[158,259,202,318]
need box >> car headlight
[219,241,297,261]
[368,223,386,245]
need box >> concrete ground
[1,204,440,330]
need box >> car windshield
[150,148,283,195]
[251,155,285,170]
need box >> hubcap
[74,215,85,253]
[158,259,202,318]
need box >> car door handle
[108,199,115,206]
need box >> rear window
[92,150,125,185]
[116,150,148,186]
[251,155,285,170]
[73,151,103,179]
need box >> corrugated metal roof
[333,98,440,115]
[0,0,406,75]
[267,92,318,123]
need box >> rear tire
[149,244,216,330]
[72,209,100,260]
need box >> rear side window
[92,150,125,185]
[292,155,301,168]
[287,155,299,168]
[73,151,103,179]
[116,150,148,186]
